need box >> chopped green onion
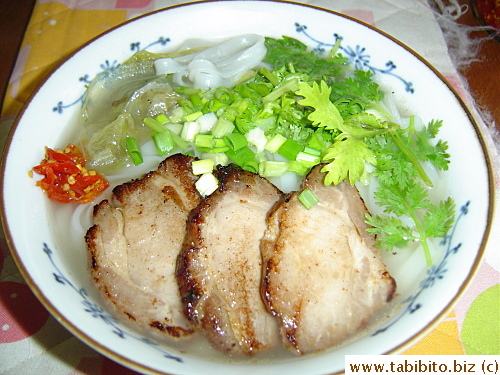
[288,160,310,176]
[330,37,342,55]
[303,146,321,157]
[214,86,235,103]
[258,161,288,178]
[263,78,299,103]
[196,112,218,133]
[249,82,272,96]
[297,188,319,210]
[189,93,203,107]
[192,158,215,175]
[195,172,219,197]
[223,132,248,151]
[219,107,238,122]
[196,146,230,153]
[234,83,260,101]
[156,113,169,124]
[211,118,235,138]
[226,146,255,166]
[255,152,267,163]
[144,117,166,133]
[259,67,280,86]
[195,136,228,153]
[195,134,215,148]
[181,121,200,142]
[296,151,321,168]
[125,136,143,165]
[165,123,183,135]
[213,138,227,148]
[278,138,303,160]
[169,107,186,123]
[245,128,267,152]
[229,98,251,115]
[203,99,226,113]
[176,86,199,96]
[265,133,287,153]
[201,152,229,167]
[242,159,259,174]
[169,130,189,150]
[184,111,203,122]
[153,130,175,155]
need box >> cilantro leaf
[330,70,385,116]
[413,120,450,170]
[342,113,388,138]
[366,135,418,189]
[422,197,456,238]
[367,178,456,265]
[321,137,376,185]
[374,179,431,216]
[364,214,416,250]
[296,81,344,130]
[264,36,347,82]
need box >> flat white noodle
[71,202,94,239]
[154,34,266,89]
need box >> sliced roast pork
[261,164,396,355]
[177,165,283,355]
[86,154,201,341]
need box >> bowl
[1,1,494,374]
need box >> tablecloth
[0,1,499,374]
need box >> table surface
[0,1,498,374]
[453,0,499,129]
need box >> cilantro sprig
[365,182,456,265]
[289,63,455,265]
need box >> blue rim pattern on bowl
[2,2,492,373]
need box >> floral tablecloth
[1,1,498,374]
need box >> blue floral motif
[42,243,183,363]
[131,36,171,52]
[294,23,415,93]
[52,99,82,114]
[99,59,120,71]
[372,201,470,335]
[79,74,92,84]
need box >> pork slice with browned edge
[177,165,283,355]
[261,164,397,355]
[86,154,201,341]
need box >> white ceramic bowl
[1,1,495,374]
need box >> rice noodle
[154,34,267,89]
